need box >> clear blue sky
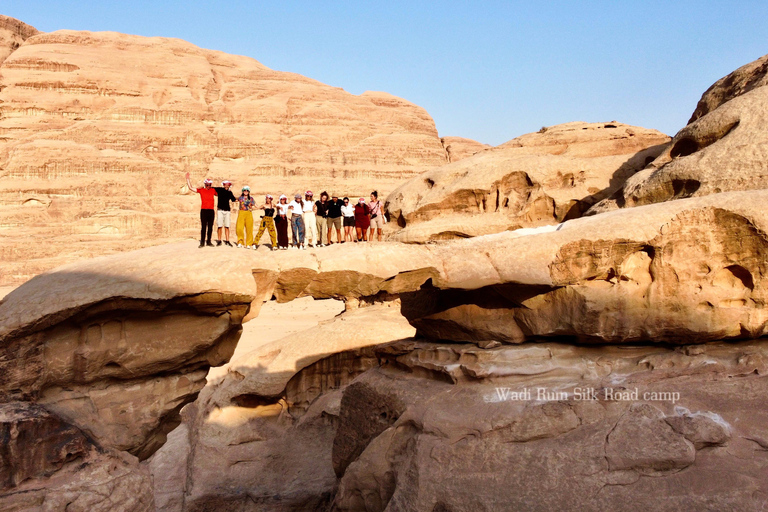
[5,1,768,145]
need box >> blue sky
[5,1,768,145]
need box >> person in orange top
[186,172,218,248]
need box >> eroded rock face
[150,302,415,512]
[332,340,764,511]
[385,122,669,242]
[0,18,473,286]
[590,53,768,213]
[0,15,38,65]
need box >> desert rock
[0,15,38,65]
[386,121,669,242]
[0,19,483,286]
[150,301,415,512]
[332,339,765,511]
[590,53,768,213]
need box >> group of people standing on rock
[186,173,386,250]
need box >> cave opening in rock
[670,137,699,158]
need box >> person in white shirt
[287,193,305,248]
[302,190,318,248]
[341,196,356,243]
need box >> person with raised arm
[186,172,218,248]
[368,191,384,242]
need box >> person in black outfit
[315,191,330,246]
[214,180,237,246]
[326,192,344,244]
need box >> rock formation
[0,16,483,287]
[0,15,38,65]
[440,136,491,162]
[385,122,670,242]
[150,302,415,511]
[589,52,768,214]
[4,186,768,509]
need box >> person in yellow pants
[254,194,278,250]
[236,186,256,248]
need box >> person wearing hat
[186,172,218,248]
[326,192,345,244]
[254,194,278,250]
[235,186,256,248]
[302,190,318,248]
[287,193,305,249]
[275,195,290,249]
[214,180,237,246]
[315,191,330,246]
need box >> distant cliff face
[0,18,459,285]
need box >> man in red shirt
[186,172,218,248]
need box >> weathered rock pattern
[689,52,768,122]
[5,187,768,509]
[332,339,767,511]
[0,17,480,286]
[385,121,670,242]
[0,15,38,65]
[150,302,415,512]
[589,53,768,214]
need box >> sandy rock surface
[385,121,669,242]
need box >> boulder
[590,53,768,212]
[386,122,669,242]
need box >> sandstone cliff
[386,121,670,242]
[0,17,478,286]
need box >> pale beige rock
[440,136,491,162]
[0,20,485,286]
[386,122,669,242]
[591,53,768,212]
[402,190,768,345]
[689,52,768,122]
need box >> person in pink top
[186,172,217,248]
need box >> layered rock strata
[0,17,472,286]
[386,121,670,242]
